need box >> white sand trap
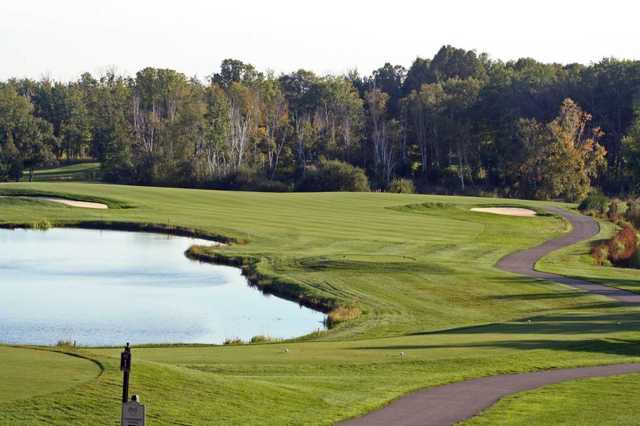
[0,196,108,209]
[470,207,536,217]
[36,197,108,209]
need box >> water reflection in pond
[0,228,325,346]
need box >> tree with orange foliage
[513,99,607,201]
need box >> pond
[0,228,325,346]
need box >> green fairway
[0,347,100,402]
[0,182,639,425]
[0,182,579,338]
[538,219,640,294]
[465,373,640,425]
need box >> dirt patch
[470,207,536,217]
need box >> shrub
[591,243,610,265]
[387,178,416,194]
[326,306,362,327]
[30,219,52,231]
[608,225,638,265]
[594,224,640,268]
[298,160,370,192]
[223,338,244,345]
[207,167,291,192]
[250,335,273,344]
[578,189,609,215]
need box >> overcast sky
[2,0,639,81]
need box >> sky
[1,0,639,81]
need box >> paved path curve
[339,207,640,426]
[497,207,640,303]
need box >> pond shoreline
[0,220,236,244]
[186,246,335,316]
[0,226,326,346]
[0,220,335,331]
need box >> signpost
[120,343,131,403]
[120,343,145,426]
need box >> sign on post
[122,396,145,426]
[120,343,145,426]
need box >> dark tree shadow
[355,338,640,357]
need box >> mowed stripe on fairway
[0,347,101,403]
[0,183,576,339]
[341,208,640,426]
[2,184,639,425]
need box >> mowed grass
[4,312,640,425]
[459,216,640,426]
[465,373,640,426]
[0,347,100,402]
[0,182,639,424]
[0,182,579,339]
[538,219,640,294]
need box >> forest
[1,45,639,200]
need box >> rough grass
[0,182,639,424]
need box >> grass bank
[0,182,639,425]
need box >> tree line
[2,45,640,200]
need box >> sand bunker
[470,207,536,217]
[1,196,108,209]
[38,197,108,209]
